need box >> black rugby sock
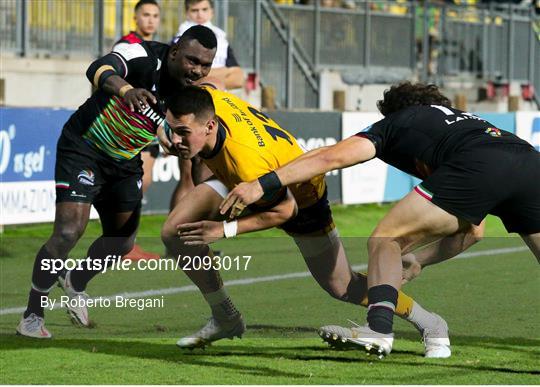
[24,288,47,318]
[366,285,398,334]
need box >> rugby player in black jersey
[221,82,540,357]
[16,26,217,338]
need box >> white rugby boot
[177,315,245,349]
[421,313,451,358]
[320,314,451,358]
[319,322,393,359]
[16,313,52,339]
[57,271,90,327]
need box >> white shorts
[203,179,229,198]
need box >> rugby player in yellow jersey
[158,83,451,357]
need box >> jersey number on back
[248,107,293,145]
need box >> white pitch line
[0,245,529,316]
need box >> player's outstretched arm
[220,136,376,217]
[178,189,298,245]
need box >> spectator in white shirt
[174,0,244,89]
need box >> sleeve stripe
[110,52,128,78]
[93,65,116,88]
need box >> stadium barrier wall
[0,107,99,224]
[0,108,536,225]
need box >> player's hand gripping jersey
[65,42,170,161]
[200,86,326,212]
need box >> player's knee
[314,274,349,301]
[117,235,136,255]
[367,234,385,252]
[161,219,182,248]
[469,225,484,244]
[160,223,175,246]
[367,228,404,253]
[50,226,84,251]
[322,282,349,301]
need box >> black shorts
[418,144,540,234]
[55,130,143,212]
[281,188,334,235]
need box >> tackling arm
[220,136,376,216]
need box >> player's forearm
[208,67,244,89]
[264,136,376,194]
[236,193,297,235]
[100,75,133,97]
[224,67,244,89]
[274,147,336,188]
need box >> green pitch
[1,204,538,384]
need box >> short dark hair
[377,82,452,116]
[185,0,214,11]
[177,25,217,50]
[134,0,159,13]
[166,86,215,123]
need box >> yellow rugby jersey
[200,86,326,209]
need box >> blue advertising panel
[0,107,72,182]
[475,112,515,134]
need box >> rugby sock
[31,245,62,291]
[358,273,413,318]
[25,245,62,318]
[395,290,414,318]
[70,236,123,292]
[367,284,398,335]
[24,288,48,318]
[407,301,440,332]
[203,287,240,321]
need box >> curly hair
[376,82,451,116]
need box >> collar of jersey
[200,119,226,159]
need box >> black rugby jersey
[356,105,533,179]
[63,41,176,161]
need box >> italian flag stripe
[415,184,433,201]
[56,181,70,189]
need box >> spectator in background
[174,0,244,90]
[170,0,245,210]
[116,0,160,46]
[113,0,161,260]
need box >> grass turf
[0,204,538,384]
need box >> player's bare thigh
[370,190,470,254]
[368,190,472,288]
[163,182,224,239]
